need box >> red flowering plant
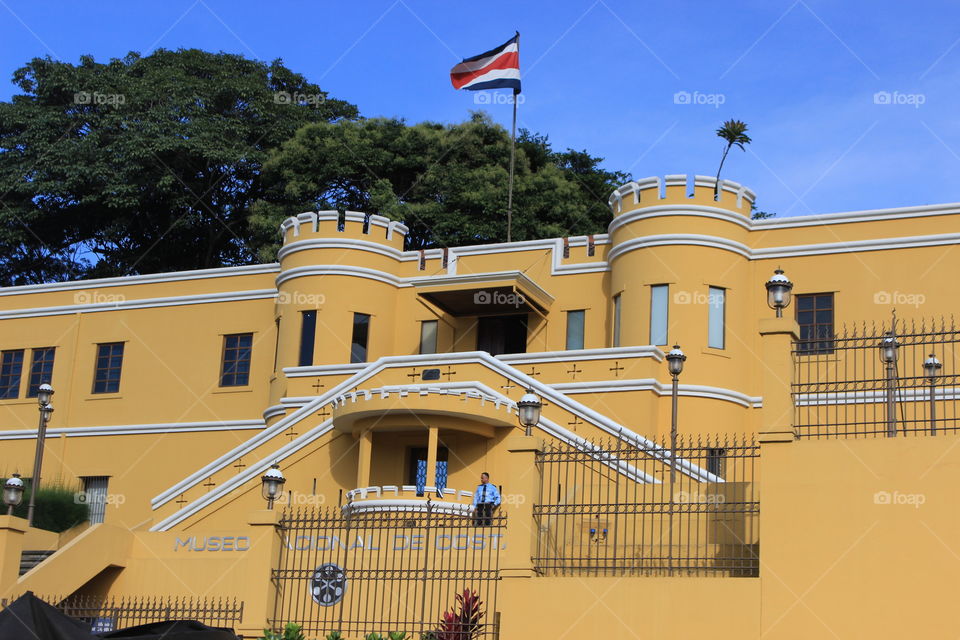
[423,589,484,640]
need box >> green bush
[260,623,305,640]
[9,480,89,532]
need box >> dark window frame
[220,333,253,387]
[298,311,317,367]
[350,313,371,363]
[0,349,25,399]
[796,293,835,354]
[93,343,125,394]
[27,347,56,398]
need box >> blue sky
[1,0,958,217]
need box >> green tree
[714,119,752,194]
[251,113,627,254]
[0,49,357,285]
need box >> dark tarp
[0,591,94,640]
[98,620,238,639]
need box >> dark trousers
[475,502,494,526]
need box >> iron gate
[271,505,503,638]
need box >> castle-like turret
[270,211,408,406]
[607,175,757,395]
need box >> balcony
[342,485,476,516]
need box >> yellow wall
[0,175,959,637]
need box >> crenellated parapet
[279,210,408,251]
[608,174,756,217]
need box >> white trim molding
[0,419,263,440]
[0,289,278,320]
[0,263,279,298]
[551,379,762,408]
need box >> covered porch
[331,386,519,513]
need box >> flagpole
[507,89,517,243]
[507,31,519,244]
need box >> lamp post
[4,474,24,516]
[26,384,54,527]
[878,333,899,437]
[765,268,794,318]
[261,464,286,510]
[517,389,542,437]
[664,345,685,577]
[923,353,942,435]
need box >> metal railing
[533,434,760,577]
[794,315,960,438]
[2,594,244,633]
[272,504,503,639]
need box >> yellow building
[0,174,958,638]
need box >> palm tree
[714,120,752,197]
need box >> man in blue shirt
[472,472,501,526]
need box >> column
[356,428,373,489]
[237,509,284,637]
[758,317,800,442]
[0,515,27,598]
[425,426,439,488]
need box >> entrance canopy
[411,271,553,316]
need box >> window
[27,347,55,398]
[612,294,622,348]
[420,320,438,355]
[93,343,124,394]
[796,293,835,354]
[566,310,585,350]
[707,287,725,349]
[0,350,24,399]
[81,476,109,524]
[220,334,252,387]
[298,311,317,367]
[649,285,669,346]
[351,313,371,363]
[706,448,726,476]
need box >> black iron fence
[533,434,759,577]
[794,316,960,438]
[272,505,503,639]
[2,594,243,633]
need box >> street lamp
[27,384,54,527]
[664,345,685,577]
[765,268,794,318]
[261,464,286,510]
[924,353,942,435]
[4,474,24,516]
[517,389,542,437]
[878,333,899,437]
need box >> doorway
[476,314,528,355]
